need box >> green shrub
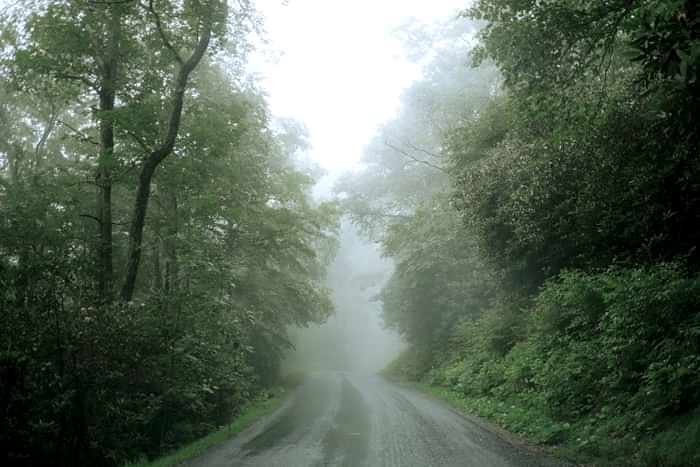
[1,292,257,466]
[501,340,539,394]
[528,264,700,424]
[382,347,434,382]
[642,410,700,467]
[393,264,700,465]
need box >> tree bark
[120,5,213,302]
[96,8,120,304]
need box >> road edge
[123,387,296,467]
[385,378,584,467]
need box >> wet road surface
[186,372,569,467]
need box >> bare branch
[354,210,412,221]
[80,213,131,226]
[80,213,102,224]
[59,120,99,146]
[54,73,98,90]
[384,139,447,173]
[34,102,59,161]
[401,139,442,160]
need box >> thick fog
[284,221,404,374]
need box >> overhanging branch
[384,139,447,173]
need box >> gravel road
[186,372,570,467]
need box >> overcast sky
[249,0,466,194]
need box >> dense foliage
[409,264,700,465]
[3,0,700,465]
[342,1,700,465]
[0,2,336,466]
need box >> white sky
[248,0,466,194]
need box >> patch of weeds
[640,410,700,467]
[124,389,288,467]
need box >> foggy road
[186,373,569,467]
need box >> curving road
[186,372,569,467]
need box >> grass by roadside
[124,388,288,467]
[405,382,583,464]
[400,379,700,467]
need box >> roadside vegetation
[125,387,285,467]
[1,2,334,466]
[2,0,699,466]
[341,1,700,466]
[384,266,700,466]
[126,370,306,467]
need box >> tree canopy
[1,2,336,465]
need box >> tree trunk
[120,6,213,302]
[122,160,157,302]
[96,8,120,304]
[96,117,113,303]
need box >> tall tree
[9,0,239,302]
[121,0,220,302]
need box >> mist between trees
[335,2,700,466]
[1,1,700,467]
[284,221,403,376]
[1,1,338,464]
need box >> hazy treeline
[0,2,336,465]
[340,2,700,465]
[284,221,403,375]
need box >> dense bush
[0,261,254,465]
[407,264,700,463]
[534,265,700,421]
[0,21,336,464]
[366,1,700,465]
